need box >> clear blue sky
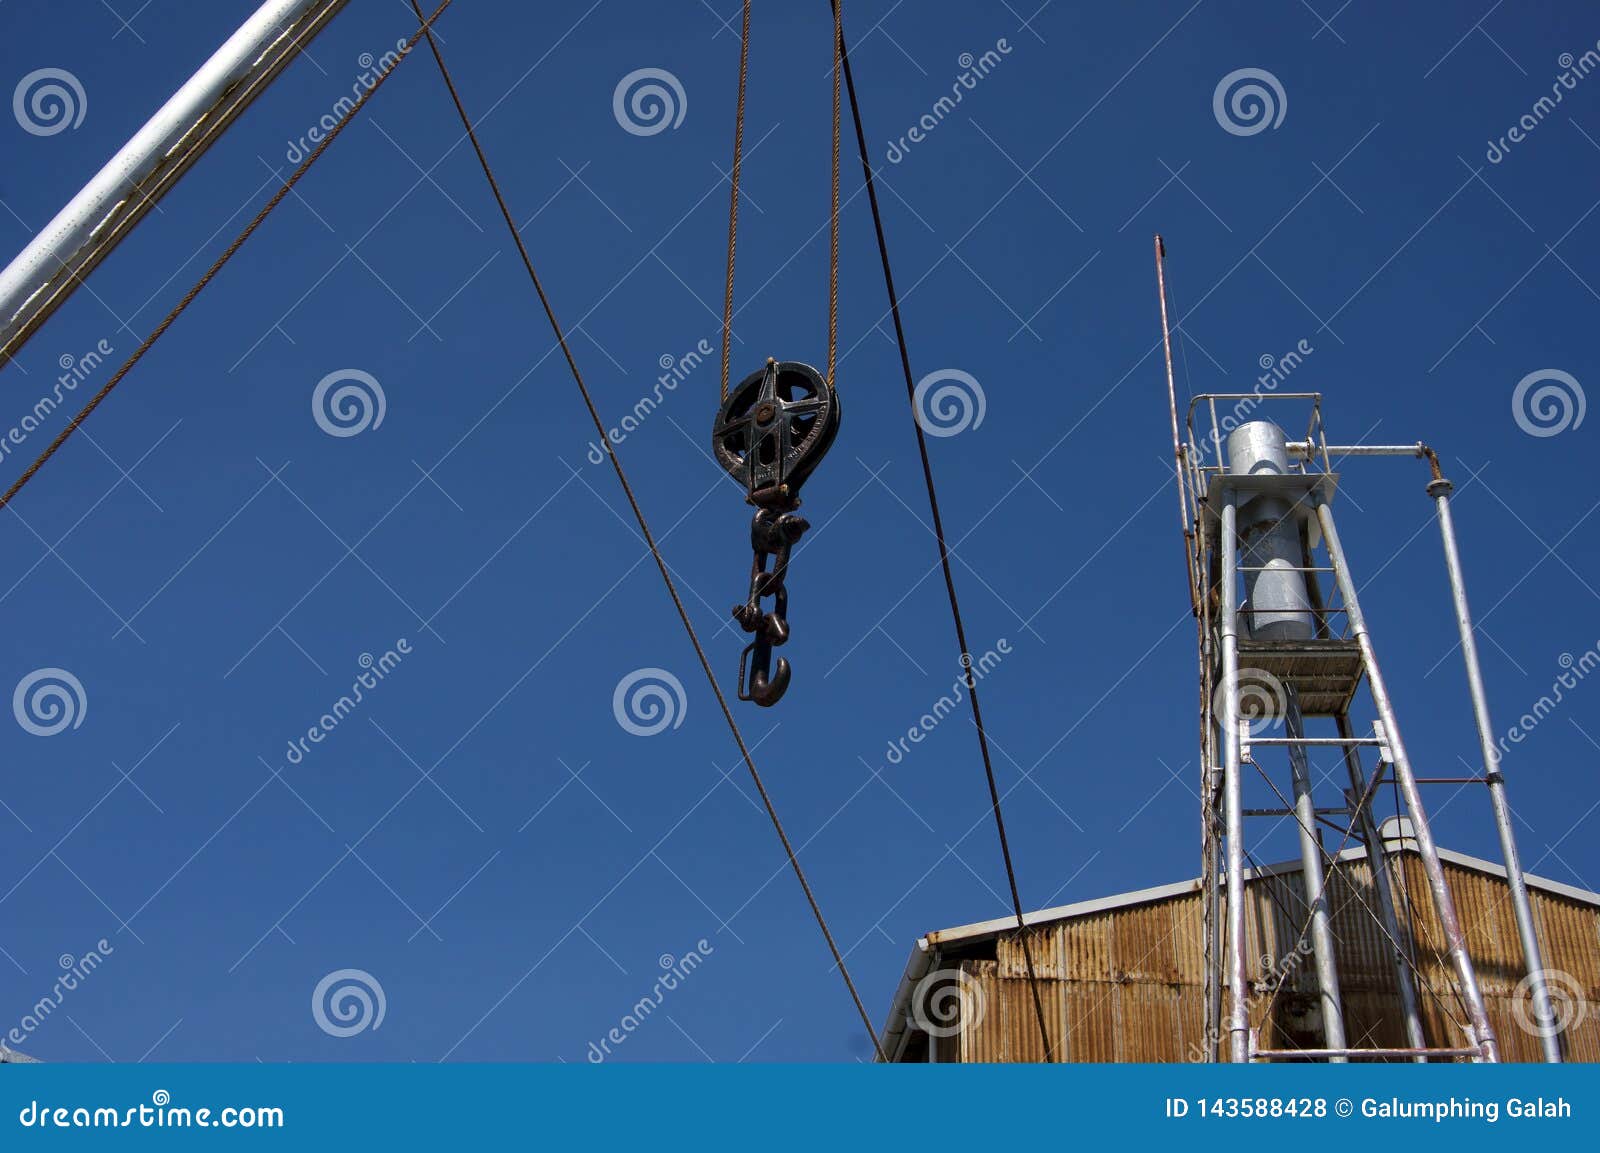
[0,0,1596,1062]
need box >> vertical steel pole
[1428,475,1561,1062]
[1202,707,1224,1062]
[1205,736,1225,1062]
[1199,537,1223,1062]
[1207,841,1224,1061]
[1201,582,1225,1063]
[1336,712,1428,1057]
[1315,495,1500,1060]
[1219,489,1250,1061]
[1283,687,1347,1058]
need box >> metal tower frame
[1153,237,1561,1064]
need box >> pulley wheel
[712,360,841,497]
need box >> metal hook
[732,506,807,707]
[738,632,791,707]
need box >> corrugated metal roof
[919,821,1600,955]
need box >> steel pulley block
[712,359,840,505]
[713,358,841,708]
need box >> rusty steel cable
[717,0,751,403]
[0,1,453,516]
[717,2,844,396]
[829,0,1054,1060]
[405,0,886,1061]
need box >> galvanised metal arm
[1288,442,1427,458]
[1427,471,1561,1062]
[1218,488,1250,1062]
[0,0,349,365]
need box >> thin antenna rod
[1154,235,1198,613]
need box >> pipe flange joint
[1426,477,1455,499]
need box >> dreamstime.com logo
[586,940,714,1062]
[612,668,687,736]
[7,939,114,1048]
[909,967,986,1039]
[1493,644,1600,766]
[1185,940,1314,1061]
[17,1091,283,1130]
[613,67,686,136]
[0,339,115,466]
[13,67,86,136]
[312,369,386,437]
[282,641,411,766]
[587,338,714,463]
[914,369,986,437]
[311,968,386,1038]
[12,668,86,736]
[882,640,1011,766]
[1213,67,1286,136]
[1486,44,1600,164]
[884,39,1013,164]
[1189,340,1314,464]
[1512,968,1589,1040]
[1213,667,1288,736]
[284,42,412,163]
[1512,369,1585,437]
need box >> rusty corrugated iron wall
[950,852,1599,1062]
[1395,855,1600,1063]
